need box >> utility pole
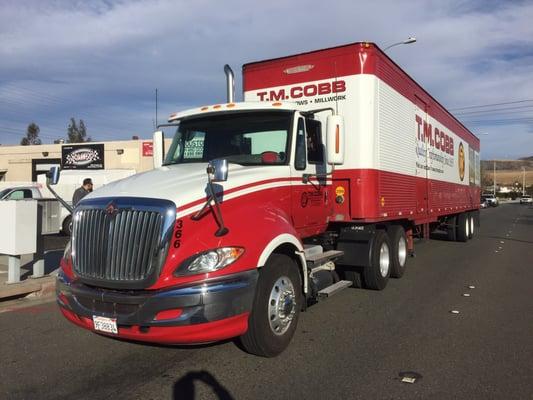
[523,167,526,196]
[493,160,496,195]
[155,88,159,128]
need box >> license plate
[93,316,118,334]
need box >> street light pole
[383,37,417,52]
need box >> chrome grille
[72,198,175,288]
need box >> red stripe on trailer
[333,168,480,222]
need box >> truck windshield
[163,111,292,166]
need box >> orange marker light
[200,106,209,111]
[227,103,236,108]
[213,105,222,109]
[272,102,282,106]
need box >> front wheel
[240,254,302,357]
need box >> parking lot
[0,203,531,399]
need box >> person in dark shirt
[72,178,93,206]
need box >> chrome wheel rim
[465,217,470,237]
[397,236,407,267]
[470,216,475,236]
[379,242,390,277]
[268,276,296,336]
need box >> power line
[449,99,533,111]
[454,105,533,116]
[464,118,533,126]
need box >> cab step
[317,280,352,298]
[306,250,344,265]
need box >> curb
[0,276,56,302]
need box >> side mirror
[153,130,165,169]
[47,166,61,185]
[208,159,229,182]
[326,115,345,165]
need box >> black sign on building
[62,144,105,170]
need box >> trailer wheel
[62,215,72,237]
[363,230,391,290]
[388,225,407,278]
[446,216,457,241]
[456,213,469,242]
[468,213,475,239]
[240,254,302,357]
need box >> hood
[85,163,290,213]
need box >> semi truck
[55,42,480,357]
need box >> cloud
[0,0,532,158]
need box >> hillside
[480,159,533,171]
[480,159,532,187]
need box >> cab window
[306,118,324,164]
[294,118,306,170]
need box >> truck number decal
[173,219,183,248]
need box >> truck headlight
[176,247,244,275]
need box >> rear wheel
[468,213,475,239]
[240,254,302,357]
[388,225,407,278]
[456,213,469,242]
[362,230,391,290]
[446,215,457,241]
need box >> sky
[1,0,532,159]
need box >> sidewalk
[0,252,60,301]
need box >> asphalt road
[1,203,532,400]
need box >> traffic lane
[128,204,533,399]
[0,204,531,399]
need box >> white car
[482,195,498,207]
[520,195,532,204]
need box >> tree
[67,118,91,143]
[20,122,42,145]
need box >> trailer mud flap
[335,225,376,267]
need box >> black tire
[240,254,302,357]
[341,269,363,288]
[62,215,72,236]
[388,225,408,278]
[456,213,469,242]
[446,215,457,241]
[362,230,391,290]
[468,213,475,239]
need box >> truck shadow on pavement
[173,370,234,400]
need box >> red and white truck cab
[55,42,480,357]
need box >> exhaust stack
[224,64,235,103]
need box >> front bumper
[56,269,258,344]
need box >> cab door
[290,116,331,235]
